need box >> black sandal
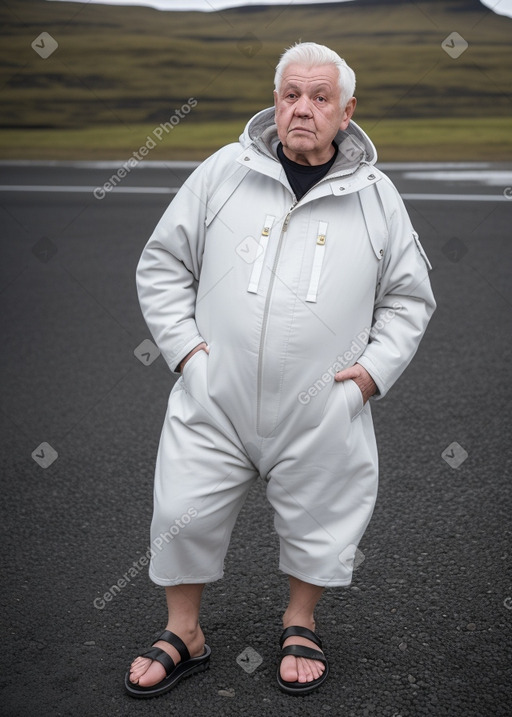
[125,629,211,699]
[276,626,329,695]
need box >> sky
[47,0,512,18]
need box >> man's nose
[293,95,312,116]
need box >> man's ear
[273,89,278,107]
[340,97,357,130]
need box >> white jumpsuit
[136,108,436,588]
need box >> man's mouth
[289,127,313,134]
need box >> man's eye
[316,96,326,102]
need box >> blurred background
[1,0,511,161]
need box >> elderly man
[126,42,435,698]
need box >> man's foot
[128,625,205,688]
[279,623,326,684]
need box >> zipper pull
[282,203,296,232]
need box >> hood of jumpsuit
[237,106,378,176]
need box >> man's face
[273,62,356,166]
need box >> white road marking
[402,193,511,202]
[404,170,512,186]
[0,185,509,202]
[0,160,201,169]
[0,185,179,194]
[0,160,504,170]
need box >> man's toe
[280,655,299,682]
[128,658,147,683]
[280,654,326,684]
[297,657,315,682]
[136,661,166,687]
[128,655,165,687]
[307,657,325,680]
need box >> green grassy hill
[1,0,511,160]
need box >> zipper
[256,201,296,434]
[253,159,368,432]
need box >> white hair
[274,42,356,109]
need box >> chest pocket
[305,181,388,303]
[247,215,276,294]
[305,221,328,303]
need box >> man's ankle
[282,613,316,631]
[165,622,202,639]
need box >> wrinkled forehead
[278,63,340,92]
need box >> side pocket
[181,348,206,395]
[343,379,365,421]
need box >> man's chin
[288,130,315,142]
[284,139,316,153]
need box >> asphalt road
[0,161,511,717]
